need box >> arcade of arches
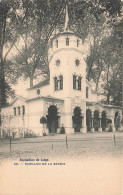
[86,109,121,132]
[46,105,122,134]
[72,107,83,132]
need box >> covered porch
[86,102,123,133]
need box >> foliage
[84,1,123,106]
[12,0,66,87]
[40,116,47,124]
[0,0,26,105]
[60,125,65,134]
[24,129,36,138]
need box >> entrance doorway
[114,111,120,131]
[94,110,100,131]
[47,105,58,133]
[86,109,92,132]
[73,107,82,132]
[102,111,107,131]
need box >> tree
[12,0,67,87]
[0,0,15,106]
[101,18,123,106]
[0,0,30,106]
[0,0,122,107]
[81,0,123,105]
[40,116,47,136]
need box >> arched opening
[107,119,113,132]
[46,105,58,133]
[101,111,107,131]
[86,109,92,132]
[94,110,100,131]
[114,111,120,131]
[72,107,82,132]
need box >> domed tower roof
[48,4,86,62]
[49,5,82,42]
[49,29,82,42]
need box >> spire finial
[64,4,69,31]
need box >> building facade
[1,30,123,138]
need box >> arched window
[59,75,63,90]
[13,107,16,116]
[73,75,82,90]
[54,77,58,91]
[73,75,76,89]
[18,107,20,115]
[66,37,69,46]
[22,105,25,115]
[54,75,63,91]
[78,76,81,90]
[86,87,89,98]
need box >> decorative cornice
[26,96,64,103]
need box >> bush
[24,129,36,138]
[1,129,9,139]
[60,125,65,134]
[40,116,47,124]
[12,131,16,138]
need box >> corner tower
[47,6,87,134]
[48,30,87,134]
[48,30,87,100]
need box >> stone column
[105,118,109,132]
[81,115,87,133]
[91,111,95,133]
[117,112,122,131]
[63,98,74,134]
[111,116,115,132]
[64,114,74,134]
[120,117,123,131]
[98,112,102,132]
[118,113,122,131]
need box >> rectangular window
[86,87,89,98]
[77,39,79,47]
[73,75,76,89]
[60,75,63,90]
[66,37,69,46]
[22,105,25,115]
[78,76,81,90]
[18,107,20,115]
[14,107,16,116]
[54,77,58,91]
[56,40,58,48]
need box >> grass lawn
[0,133,123,195]
[0,133,122,161]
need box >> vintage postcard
[0,0,123,194]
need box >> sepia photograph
[0,0,123,194]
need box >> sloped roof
[91,89,107,96]
[27,78,50,90]
[49,30,82,42]
[26,95,64,102]
[1,95,27,108]
[86,101,122,109]
[9,95,27,106]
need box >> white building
[1,29,123,138]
